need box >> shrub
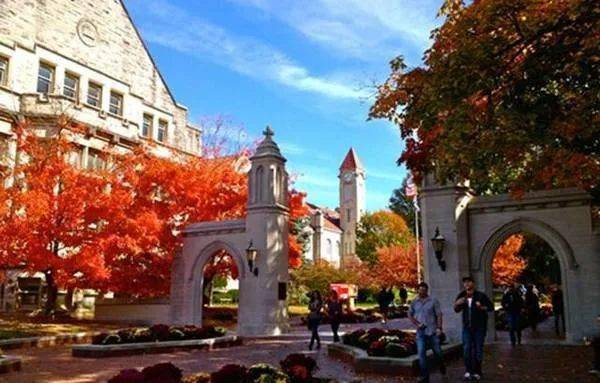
[107,369,144,383]
[149,324,171,342]
[210,364,247,383]
[342,329,365,347]
[280,353,317,382]
[102,334,121,345]
[168,329,186,341]
[117,329,136,344]
[182,325,206,340]
[134,329,153,343]
[247,363,290,383]
[367,340,386,357]
[182,372,210,383]
[142,362,183,382]
[384,342,411,358]
[91,333,109,345]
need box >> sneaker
[471,373,481,381]
[463,372,471,381]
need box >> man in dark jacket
[551,284,565,336]
[454,276,493,381]
[501,282,524,346]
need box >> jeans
[416,330,444,380]
[508,312,522,345]
[463,327,486,375]
[554,312,565,335]
[331,321,340,342]
[309,318,320,348]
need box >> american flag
[405,174,418,198]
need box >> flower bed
[73,325,239,358]
[329,328,461,376]
[342,328,418,358]
[107,354,338,383]
[91,324,226,345]
[301,306,408,326]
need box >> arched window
[326,239,333,256]
[256,166,264,202]
[276,166,283,203]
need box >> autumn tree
[356,210,413,264]
[354,243,421,289]
[289,260,358,303]
[0,118,116,314]
[492,234,527,286]
[370,0,600,202]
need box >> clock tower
[339,148,365,267]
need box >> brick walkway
[1,319,597,382]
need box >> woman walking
[326,290,343,342]
[308,290,323,350]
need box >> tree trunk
[44,270,57,316]
[202,276,213,307]
[65,287,74,311]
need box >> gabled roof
[307,202,342,232]
[119,0,178,106]
[339,148,364,171]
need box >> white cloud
[368,169,406,182]
[129,0,366,100]
[229,0,441,63]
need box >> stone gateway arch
[169,127,290,336]
[420,176,599,343]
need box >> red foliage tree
[492,234,527,286]
[355,243,422,289]
[0,118,311,308]
[0,118,116,313]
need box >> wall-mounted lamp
[430,227,446,271]
[246,241,259,276]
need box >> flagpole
[415,196,421,284]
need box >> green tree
[370,0,600,202]
[355,211,413,264]
[388,176,419,235]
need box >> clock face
[343,172,353,183]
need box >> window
[86,149,106,171]
[142,114,153,138]
[37,62,54,94]
[326,239,333,256]
[63,73,79,100]
[157,119,167,143]
[67,147,83,168]
[0,56,8,85]
[109,91,123,116]
[347,208,351,222]
[87,82,102,107]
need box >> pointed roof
[251,126,286,161]
[339,148,364,171]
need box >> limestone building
[0,0,201,310]
[0,0,201,169]
[303,148,366,268]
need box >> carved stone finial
[263,125,274,138]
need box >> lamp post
[430,227,446,271]
[246,241,259,276]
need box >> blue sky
[125,0,442,211]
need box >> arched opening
[200,249,240,331]
[489,231,567,342]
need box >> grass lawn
[0,313,126,340]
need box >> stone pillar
[312,210,323,262]
[421,174,473,342]
[239,126,290,336]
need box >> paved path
[1,319,596,382]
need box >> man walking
[454,276,493,381]
[409,282,446,383]
[501,282,524,346]
[399,284,409,305]
[551,284,565,337]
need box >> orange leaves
[492,234,526,286]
